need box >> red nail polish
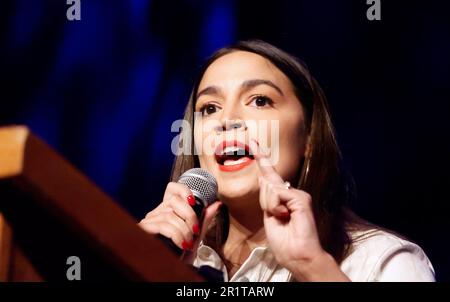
[187,194,195,206]
[193,223,200,235]
[182,240,194,250]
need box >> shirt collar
[194,243,292,282]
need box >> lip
[215,140,255,172]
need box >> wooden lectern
[0,126,203,281]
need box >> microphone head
[178,168,218,208]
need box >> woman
[139,40,435,282]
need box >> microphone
[160,168,218,255]
[178,168,218,219]
[162,168,224,281]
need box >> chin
[217,176,258,203]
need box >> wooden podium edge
[0,126,28,179]
[0,126,203,281]
[0,213,12,281]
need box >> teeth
[224,157,250,166]
[222,146,245,155]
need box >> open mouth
[215,140,255,172]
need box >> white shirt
[193,229,435,282]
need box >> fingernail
[182,240,194,250]
[187,194,195,206]
[193,223,200,235]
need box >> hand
[249,139,349,281]
[139,181,222,254]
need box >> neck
[221,195,266,267]
[227,215,266,249]
[221,191,264,234]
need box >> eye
[249,95,273,108]
[198,103,220,116]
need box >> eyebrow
[196,79,284,100]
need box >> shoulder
[341,228,435,282]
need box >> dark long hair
[170,40,366,263]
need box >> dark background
[1,0,449,280]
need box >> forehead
[198,51,292,91]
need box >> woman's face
[194,51,308,208]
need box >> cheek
[274,118,306,181]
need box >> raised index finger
[249,139,284,184]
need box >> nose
[214,119,247,133]
[213,96,247,133]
